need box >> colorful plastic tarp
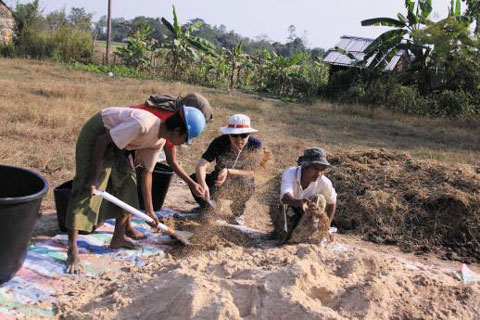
[0,215,169,319]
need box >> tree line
[1,0,479,117]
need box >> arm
[140,170,159,225]
[279,168,309,211]
[325,203,336,223]
[215,167,254,187]
[195,158,211,200]
[281,193,309,212]
[87,131,113,194]
[164,145,203,197]
[226,168,254,177]
[215,149,260,184]
[325,202,337,242]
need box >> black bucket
[137,163,174,211]
[0,164,48,284]
[54,180,94,235]
[53,180,72,232]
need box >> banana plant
[224,41,250,90]
[361,0,434,69]
[236,55,255,89]
[205,47,229,86]
[449,0,462,17]
[262,50,304,95]
[115,23,155,69]
[463,0,480,35]
[160,5,215,76]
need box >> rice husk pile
[255,149,480,262]
[173,218,255,257]
[327,149,480,262]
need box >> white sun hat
[220,114,258,135]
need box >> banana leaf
[361,17,405,27]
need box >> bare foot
[125,226,147,240]
[110,235,139,250]
[327,232,335,243]
[66,247,83,274]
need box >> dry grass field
[1,57,479,212]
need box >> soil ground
[31,178,480,320]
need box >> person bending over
[65,106,206,273]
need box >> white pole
[93,189,171,233]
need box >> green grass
[94,40,126,49]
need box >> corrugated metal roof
[323,35,406,71]
[345,38,371,53]
[323,51,364,66]
[384,50,405,71]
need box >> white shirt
[101,107,166,172]
[280,166,337,205]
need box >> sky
[4,0,453,49]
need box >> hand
[189,182,204,198]
[89,185,97,197]
[215,168,228,186]
[200,183,210,201]
[145,210,159,227]
[305,202,317,217]
[300,199,309,213]
[87,177,98,196]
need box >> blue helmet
[181,105,206,144]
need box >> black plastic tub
[54,180,72,232]
[137,163,174,211]
[54,180,94,234]
[0,164,48,284]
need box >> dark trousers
[269,204,303,242]
[189,172,255,217]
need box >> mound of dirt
[58,244,480,320]
[328,149,480,262]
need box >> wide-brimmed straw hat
[297,147,331,167]
[220,114,258,135]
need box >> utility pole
[105,0,112,64]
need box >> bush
[8,25,93,62]
[342,81,366,104]
[0,43,15,57]
[326,67,479,118]
[52,27,93,62]
[386,85,421,115]
[431,90,472,118]
[13,28,56,59]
